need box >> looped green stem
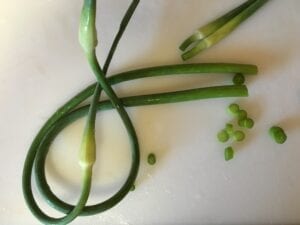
[22,0,140,224]
[23,62,253,223]
[22,0,256,224]
[33,83,247,215]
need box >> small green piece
[269,126,287,144]
[238,119,244,127]
[225,123,234,135]
[228,103,240,115]
[237,109,247,120]
[130,184,135,191]
[233,73,245,85]
[239,118,254,129]
[233,130,245,142]
[147,153,156,165]
[217,130,229,143]
[224,146,234,161]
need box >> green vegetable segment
[237,109,248,120]
[233,73,245,85]
[130,184,136,191]
[218,129,230,143]
[228,103,240,115]
[23,1,141,224]
[224,146,235,161]
[225,123,234,135]
[79,0,98,54]
[181,0,269,60]
[24,71,250,223]
[147,153,156,165]
[239,117,254,129]
[269,126,287,144]
[179,0,256,52]
[233,130,246,142]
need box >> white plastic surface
[1,0,300,224]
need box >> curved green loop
[22,0,141,224]
[34,83,247,216]
[22,62,254,224]
[22,0,257,224]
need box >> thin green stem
[83,0,141,173]
[103,0,140,74]
[83,0,140,171]
[23,165,92,225]
[82,0,140,173]
[110,63,257,83]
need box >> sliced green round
[233,130,245,142]
[225,123,234,135]
[130,184,135,191]
[238,118,254,129]
[244,118,254,128]
[224,146,234,161]
[238,119,244,127]
[269,126,287,144]
[228,103,240,115]
[217,129,229,143]
[147,153,156,165]
[233,73,245,85]
[237,109,247,120]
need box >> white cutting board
[1,0,300,224]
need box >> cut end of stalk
[181,40,209,61]
[179,32,203,52]
[179,0,269,60]
[248,65,258,75]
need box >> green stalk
[23,63,256,218]
[181,0,269,60]
[23,0,140,224]
[179,0,256,51]
[34,82,248,216]
[81,0,140,182]
[78,0,100,177]
[24,7,256,219]
[110,63,257,82]
[22,0,263,221]
[34,84,248,215]
[79,0,98,54]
